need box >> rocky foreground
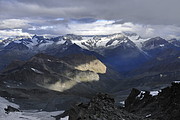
[54,93,151,120]
[1,82,179,120]
[54,82,180,120]
[125,82,180,120]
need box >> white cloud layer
[0,29,30,39]
[1,19,180,40]
[69,21,180,39]
[0,0,180,39]
[0,19,30,29]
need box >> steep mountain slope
[1,53,120,92]
[111,49,180,96]
[0,49,35,71]
[125,82,180,120]
[61,54,106,74]
[0,53,122,110]
[141,37,179,58]
[72,33,149,72]
[110,41,180,101]
[0,54,123,111]
[4,42,29,50]
[110,37,180,91]
[102,39,148,72]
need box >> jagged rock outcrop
[67,93,150,120]
[125,82,180,120]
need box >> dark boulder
[4,105,20,114]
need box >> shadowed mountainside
[0,53,122,110]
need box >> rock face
[0,53,120,93]
[62,54,106,74]
[0,53,121,111]
[125,82,180,120]
[142,37,170,51]
[68,93,150,120]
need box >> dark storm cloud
[0,0,180,25]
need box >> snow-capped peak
[1,33,179,53]
[72,33,131,51]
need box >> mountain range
[0,32,180,119]
[0,33,179,73]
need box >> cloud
[1,0,180,25]
[67,21,180,39]
[0,29,30,38]
[0,0,86,19]
[67,20,131,35]
[0,17,180,39]
[0,19,30,29]
[124,23,180,39]
[22,19,180,39]
[0,0,180,39]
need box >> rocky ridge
[67,93,151,120]
[125,82,180,120]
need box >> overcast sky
[0,0,180,39]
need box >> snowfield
[0,97,69,120]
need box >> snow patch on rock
[150,91,159,96]
[31,68,43,74]
[137,91,145,100]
